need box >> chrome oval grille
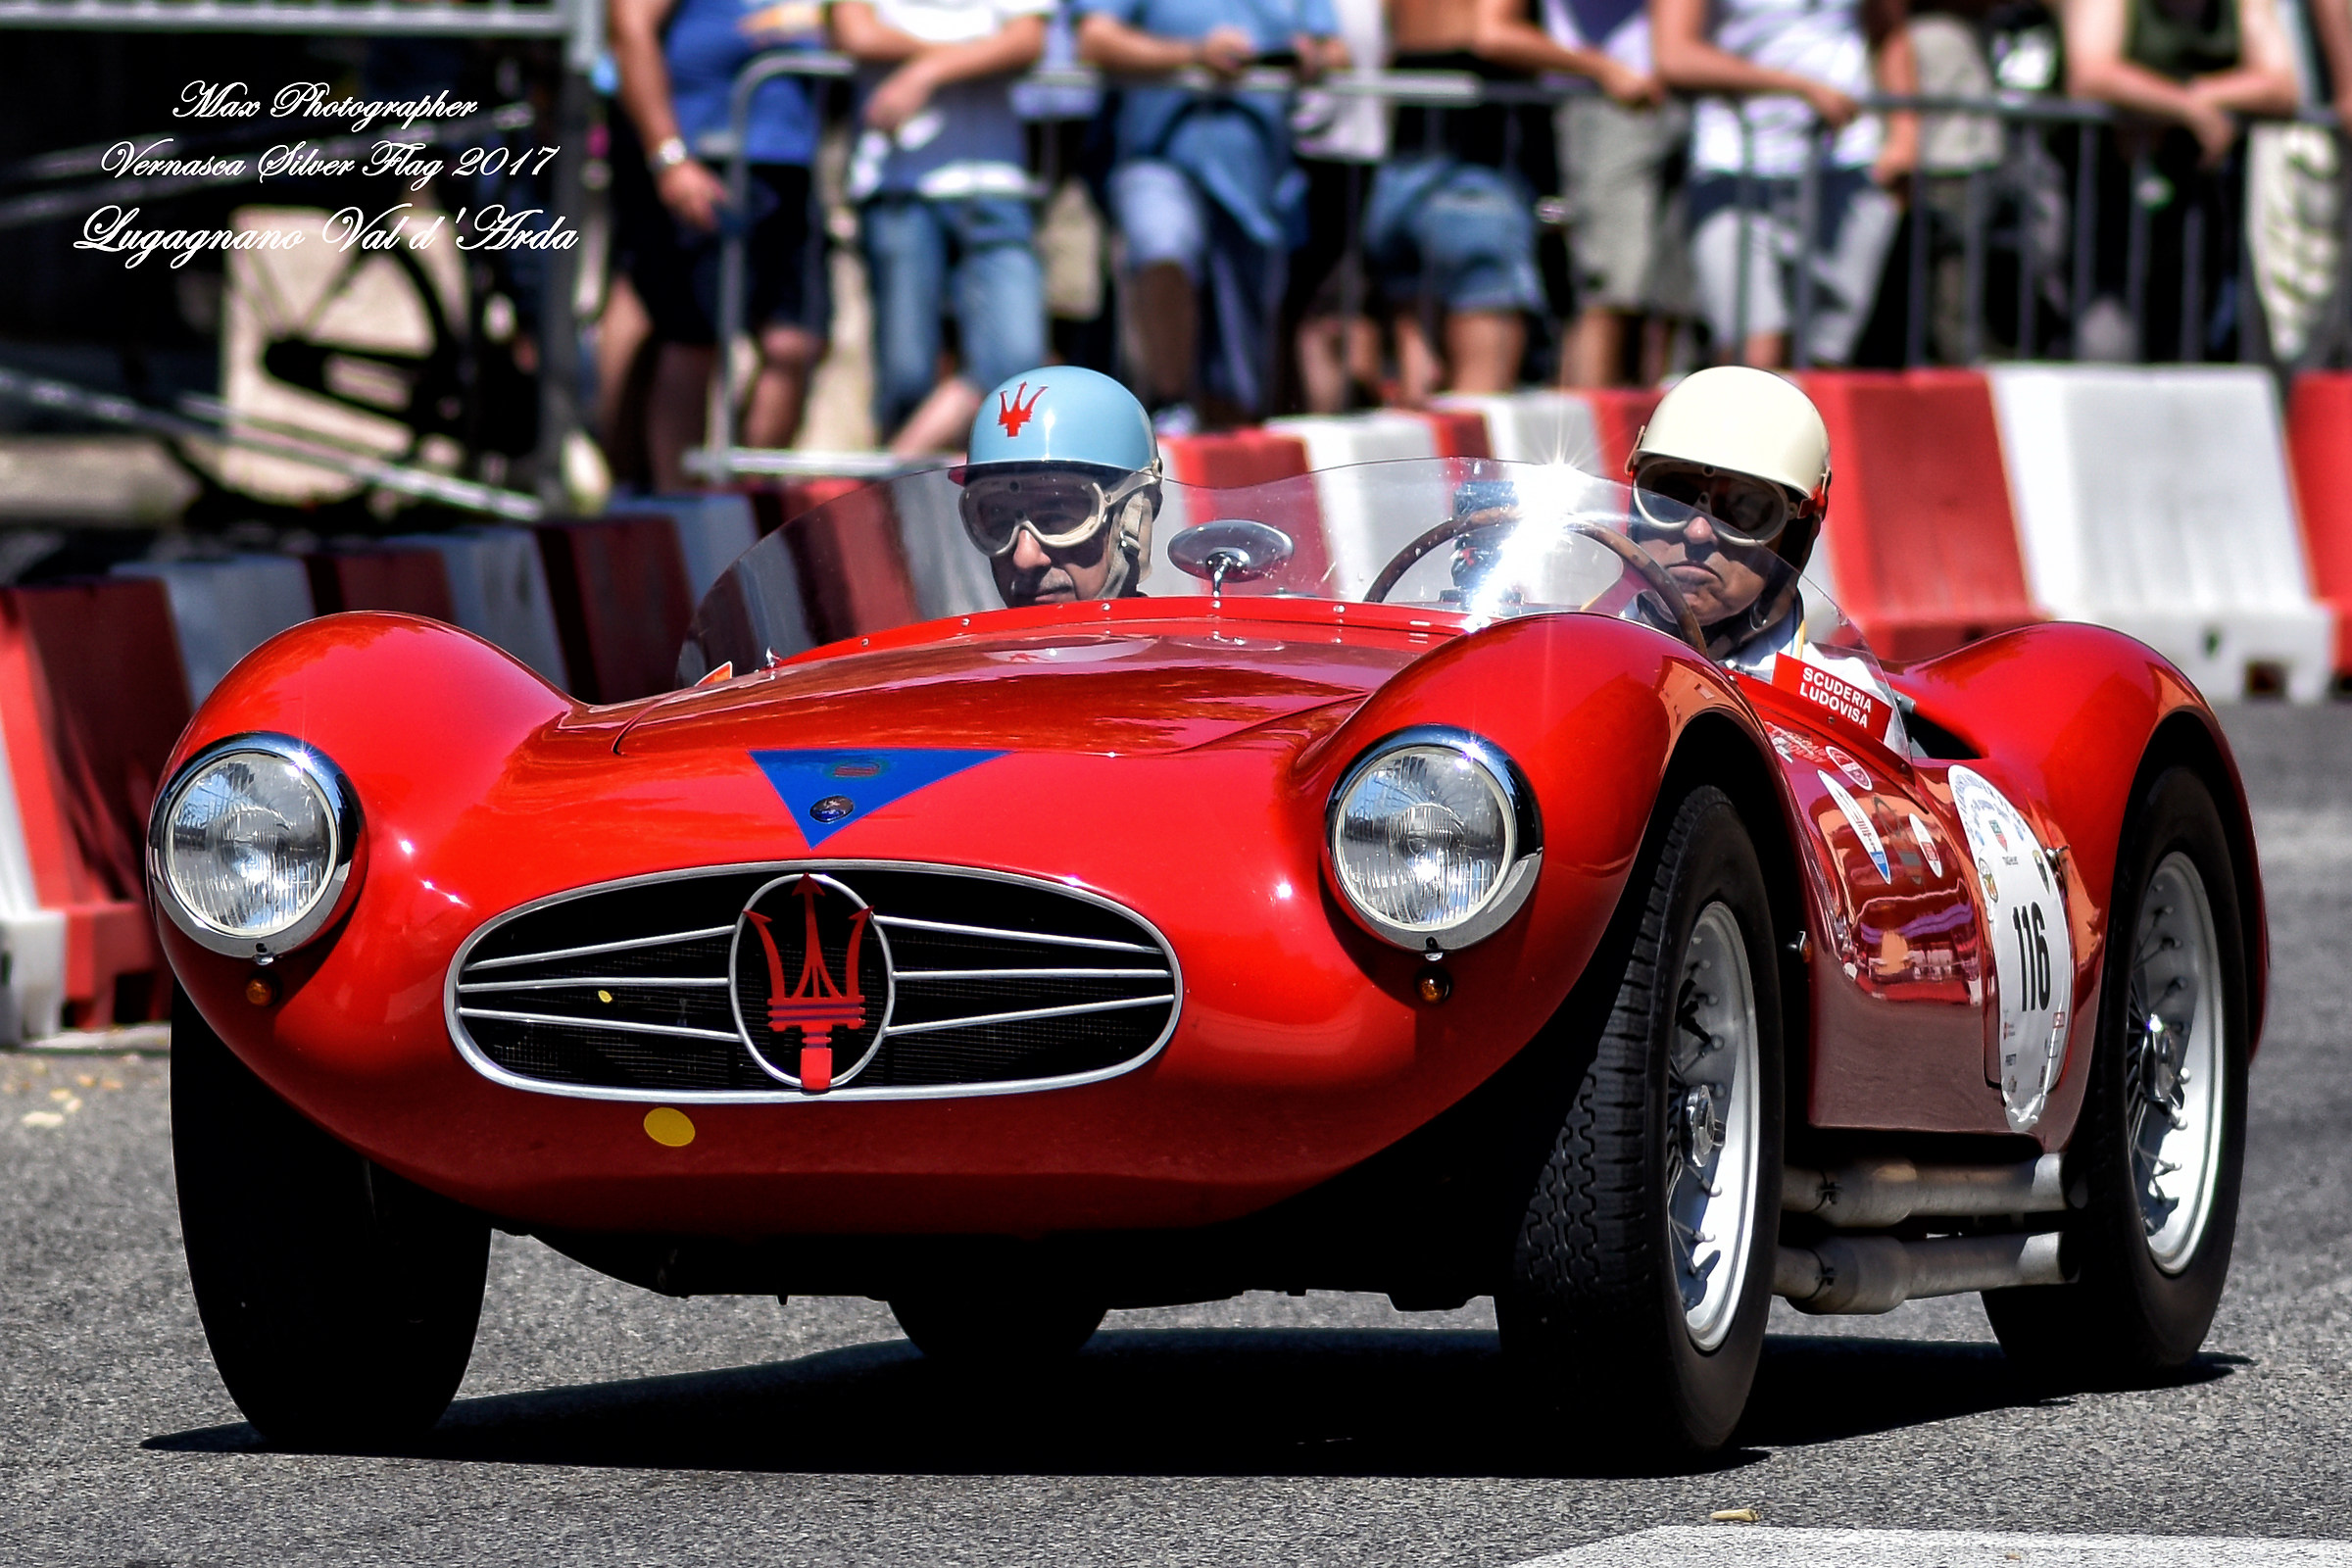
[448,863,1180,1102]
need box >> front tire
[173,990,489,1447]
[1497,786,1784,1455]
[1984,765,2248,1384]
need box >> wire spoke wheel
[1982,765,2247,1385]
[2127,853,2226,1274]
[1666,902,1762,1351]
[1500,785,1782,1454]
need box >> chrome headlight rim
[146,731,364,960]
[1323,724,1544,953]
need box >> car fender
[1891,622,2267,1147]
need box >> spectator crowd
[591,0,2345,483]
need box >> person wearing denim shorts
[830,0,1054,455]
[612,0,832,489]
[1076,0,1348,430]
[1368,0,1646,400]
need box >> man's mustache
[1014,565,1076,597]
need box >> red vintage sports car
[152,459,2260,1454]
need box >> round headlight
[149,735,362,958]
[1326,728,1542,951]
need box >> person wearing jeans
[830,0,1053,455]
[1654,0,1921,368]
[1076,0,1348,431]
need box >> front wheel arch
[2128,710,2266,1054]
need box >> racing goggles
[959,466,1149,558]
[1632,461,1801,548]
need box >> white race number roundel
[1948,767,2072,1132]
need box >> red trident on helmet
[997,380,1045,437]
[744,877,871,1093]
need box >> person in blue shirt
[1075,0,1348,431]
[611,0,832,488]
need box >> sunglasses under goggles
[1632,462,1800,548]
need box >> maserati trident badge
[730,873,894,1092]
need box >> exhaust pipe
[1782,1154,2070,1229]
[1775,1232,2066,1314]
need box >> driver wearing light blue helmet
[956,366,1163,608]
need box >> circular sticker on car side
[1947,767,2072,1132]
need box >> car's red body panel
[160,596,2262,1258]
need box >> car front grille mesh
[449,864,1179,1099]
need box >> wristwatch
[651,135,690,172]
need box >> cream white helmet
[1629,367,1831,568]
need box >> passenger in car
[953,365,1166,608]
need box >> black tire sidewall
[1500,786,1784,1454]
[1643,793,1786,1447]
[2070,765,2250,1366]
[172,991,488,1446]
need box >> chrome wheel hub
[2128,853,2226,1274]
[1667,903,1761,1351]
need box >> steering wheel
[1363,515,1708,650]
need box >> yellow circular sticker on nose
[643,1107,696,1148]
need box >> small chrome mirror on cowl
[1168,519,1296,597]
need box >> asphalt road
[7,705,2352,1566]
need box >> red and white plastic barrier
[637,493,761,603]
[1152,430,1327,594]
[2285,372,2352,680]
[1264,413,1448,599]
[1432,392,1600,467]
[0,734,67,1042]
[303,546,459,620]
[114,555,315,707]
[386,525,571,687]
[1988,365,2331,701]
[536,516,698,704]
[1799,370,2042,662]
[0,578,189,1036]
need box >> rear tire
[1984,766,2248,1385]
[173,990,489,1447]
[889,1293,1106,1365]
[1496,785,1784,1455]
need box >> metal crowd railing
[697,52,2352,482]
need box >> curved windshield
[680,456,1899,746]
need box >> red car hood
[615,625,1426,758]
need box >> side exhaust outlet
[1774,1232,2067,1314]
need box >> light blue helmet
[957,366,1162,596]
[961,365,1158,474]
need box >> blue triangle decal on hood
[751,748,1006,845]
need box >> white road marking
[1518,1529,2352,1566]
